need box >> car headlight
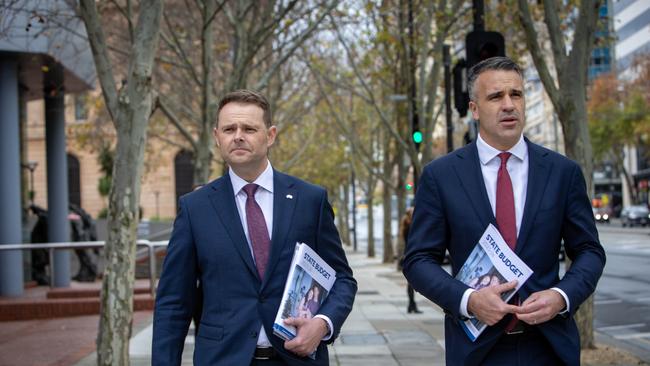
[603,214,608,220]
[595,214,601,220]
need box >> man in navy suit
[403,57,605,366]
[153,90,357,365]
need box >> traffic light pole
[444,45,453,153]
[407,0,420,191]
[472,0,484,31]
[351,168,358,252]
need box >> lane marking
[595,299,623,305]
[614,332,650,340]
[598,323,646,331]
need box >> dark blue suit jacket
[153,170,357,365]
[403,140,605,366]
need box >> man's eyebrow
[486,90,504,99]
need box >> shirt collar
[229,161,274,195]
[476,133,527,166]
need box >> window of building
[75,93,88,121]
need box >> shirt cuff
[550,287,570,314]
[314,314,334,341]
[460,288,476,318]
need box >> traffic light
[453,59,469,117]
[465,31,505,70]
[412,130,423,144]
[405,182,414,191]
[411,112,422,151]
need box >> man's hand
[467,280,519,325]
[514,289,566,325]
[283,317,328,357]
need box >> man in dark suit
[153,90,357,365]
[403,57,605,366]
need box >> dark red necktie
[495,152,521,332]
[243,184,271,280]
[496,152,516,250]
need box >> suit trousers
[250,358,289,366]
[480,327,565,366]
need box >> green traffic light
[412,130,423,144]
[405,183,413,191]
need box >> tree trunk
[97,130,144,365]
[341,183,352,246]
[382,130,394,263]
[193,0,217,185]
[79,0,163,364]
[366,176,375,258]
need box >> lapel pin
[286,194,293,199]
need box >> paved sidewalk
[3,246,646,365]
[75,248,446,366]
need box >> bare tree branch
[79,0,119,121]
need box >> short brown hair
[217,89,272,127]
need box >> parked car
[592,207,610,223]
[620,205,650,227]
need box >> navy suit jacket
[153,170,357,365]
[403,139,605,366]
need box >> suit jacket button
[259,295,266,303]
[251,331,258,338]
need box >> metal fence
[0,240,168,297]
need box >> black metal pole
[407,0,420,191]
[444,45,453,153]
[473,0,485,31]
[351,168,358,252]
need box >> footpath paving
[76,248,447,366]
[2,246,647,365]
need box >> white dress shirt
[459,134,569,318]
[229,161,333,346]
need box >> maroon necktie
[243,184,271,280]
[496,152,516,250]
[495,152,520,332]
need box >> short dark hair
[217,89,272,127]
[467,57,524,101]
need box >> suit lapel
[262,170,297,289]
[516,139,551,253]
[452,142,495,229]
[208,175,260,281]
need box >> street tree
[308,0,466,262]
[155,0,340,185]
[515,0,603,348]
[589,56,650,204]
[77,1,163,364]
[588,74,637,202]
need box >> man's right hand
[467,280,519,325]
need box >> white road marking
[595,299,623,305]
[598,323,645,331]
[614,332,650,340]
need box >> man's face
[213,102,276,180]
[469,69,525,151]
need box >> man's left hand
[283,317,328,357]
[514,289,566,325]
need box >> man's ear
[267,125,277,147]
[469,100,479,121]
[213,127,220,147]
